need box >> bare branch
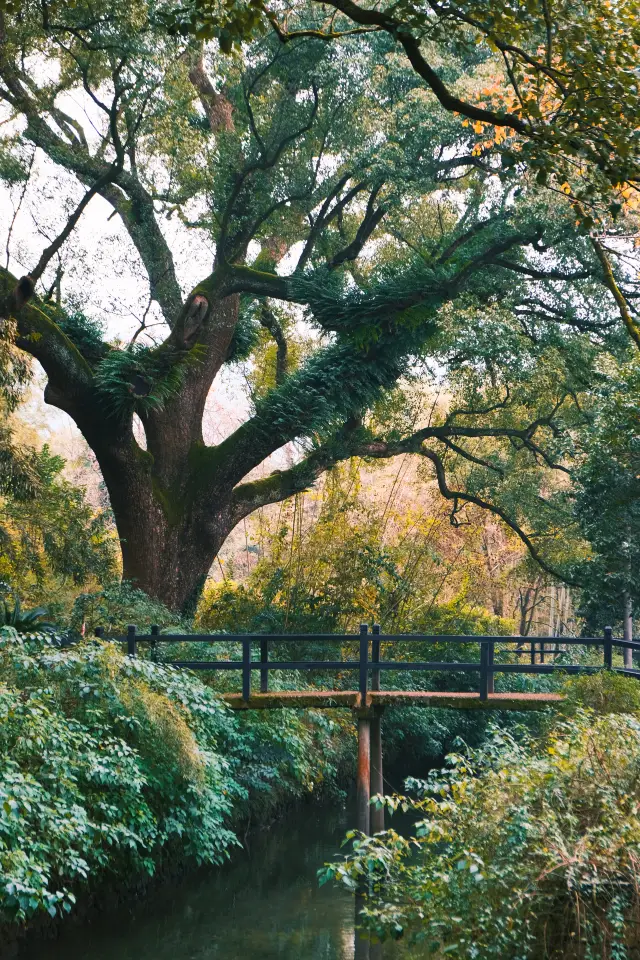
[419,447,576,584]
[30,165,119,284]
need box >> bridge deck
[222,690,564,710]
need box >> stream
[16,800,423,960]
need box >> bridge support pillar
[370,709,384,835]
[356,714,371,837]
[355,715,371,960]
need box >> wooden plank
[222,690,564,710]
[368,691,564,710]
[223,691,361,709]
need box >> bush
[0,628,239,922]
[323,713,640,959]
[563,670,640,714]
[69,581,187,637]
[0,629,351,925]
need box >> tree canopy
[0,0,638,610]
[168,0,640,201]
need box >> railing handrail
[93,624,637,702]
[102,632,625,645]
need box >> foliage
[55,310,109,366]
[323,712,640,958]
[166,0,640,197]
[0,420,40,502]
[0,0,633,613]
[70,581,188,637]
[0,630,239,922]
[563,671,640,715]
[198,462,519,637]
[0,438,116,607]
[94,344,204,420]
[0,629,352,924]
[0,318,31,412]
[0,589,55,634]
[572,362,640,631]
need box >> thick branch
[280,0,531,136]
[328,186,386,267]
[0,267,93,410]
[419,447,576,585]
[187,53,234,133]
[229,417,576,585]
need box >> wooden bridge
[101,623,636,960]
[100,622,638,829]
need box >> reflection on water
[18,801,423,960]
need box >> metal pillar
[356,715,371,836]
[368,706,384,960]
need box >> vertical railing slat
[260,638,269,693]
[242,637,251,701]
[604,626,613,670]
[487,639,495,695]
[359,624,369,703]
[479,640,489,701]
[371,624,381,692]
[127,624,137,658]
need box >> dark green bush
[0,628,351,925]
[563,670,640,715]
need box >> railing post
[151,624,159,660]
[359,624,369,704]
[94,627,104,640]
[530,638,536,666]
[479,640,489,701]
[487,639,495,695]
[242,637,251,701]
[371,623,381,692]
[260,638,269,693]
[127,624,137,658]
[604,626,613,670]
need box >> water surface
[18,801,422,960]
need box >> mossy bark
[2,272,249,612]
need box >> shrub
[323,713,640,959]
[69,581,187,637]
[563,670,640,715]
[0,628,353,925]
[0,629,240,922]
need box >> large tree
[0,1,632,611]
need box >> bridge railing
[94,624,640,701]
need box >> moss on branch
[0,267,94,395]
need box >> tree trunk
[94,434,235,613]
[39,292,245,615]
